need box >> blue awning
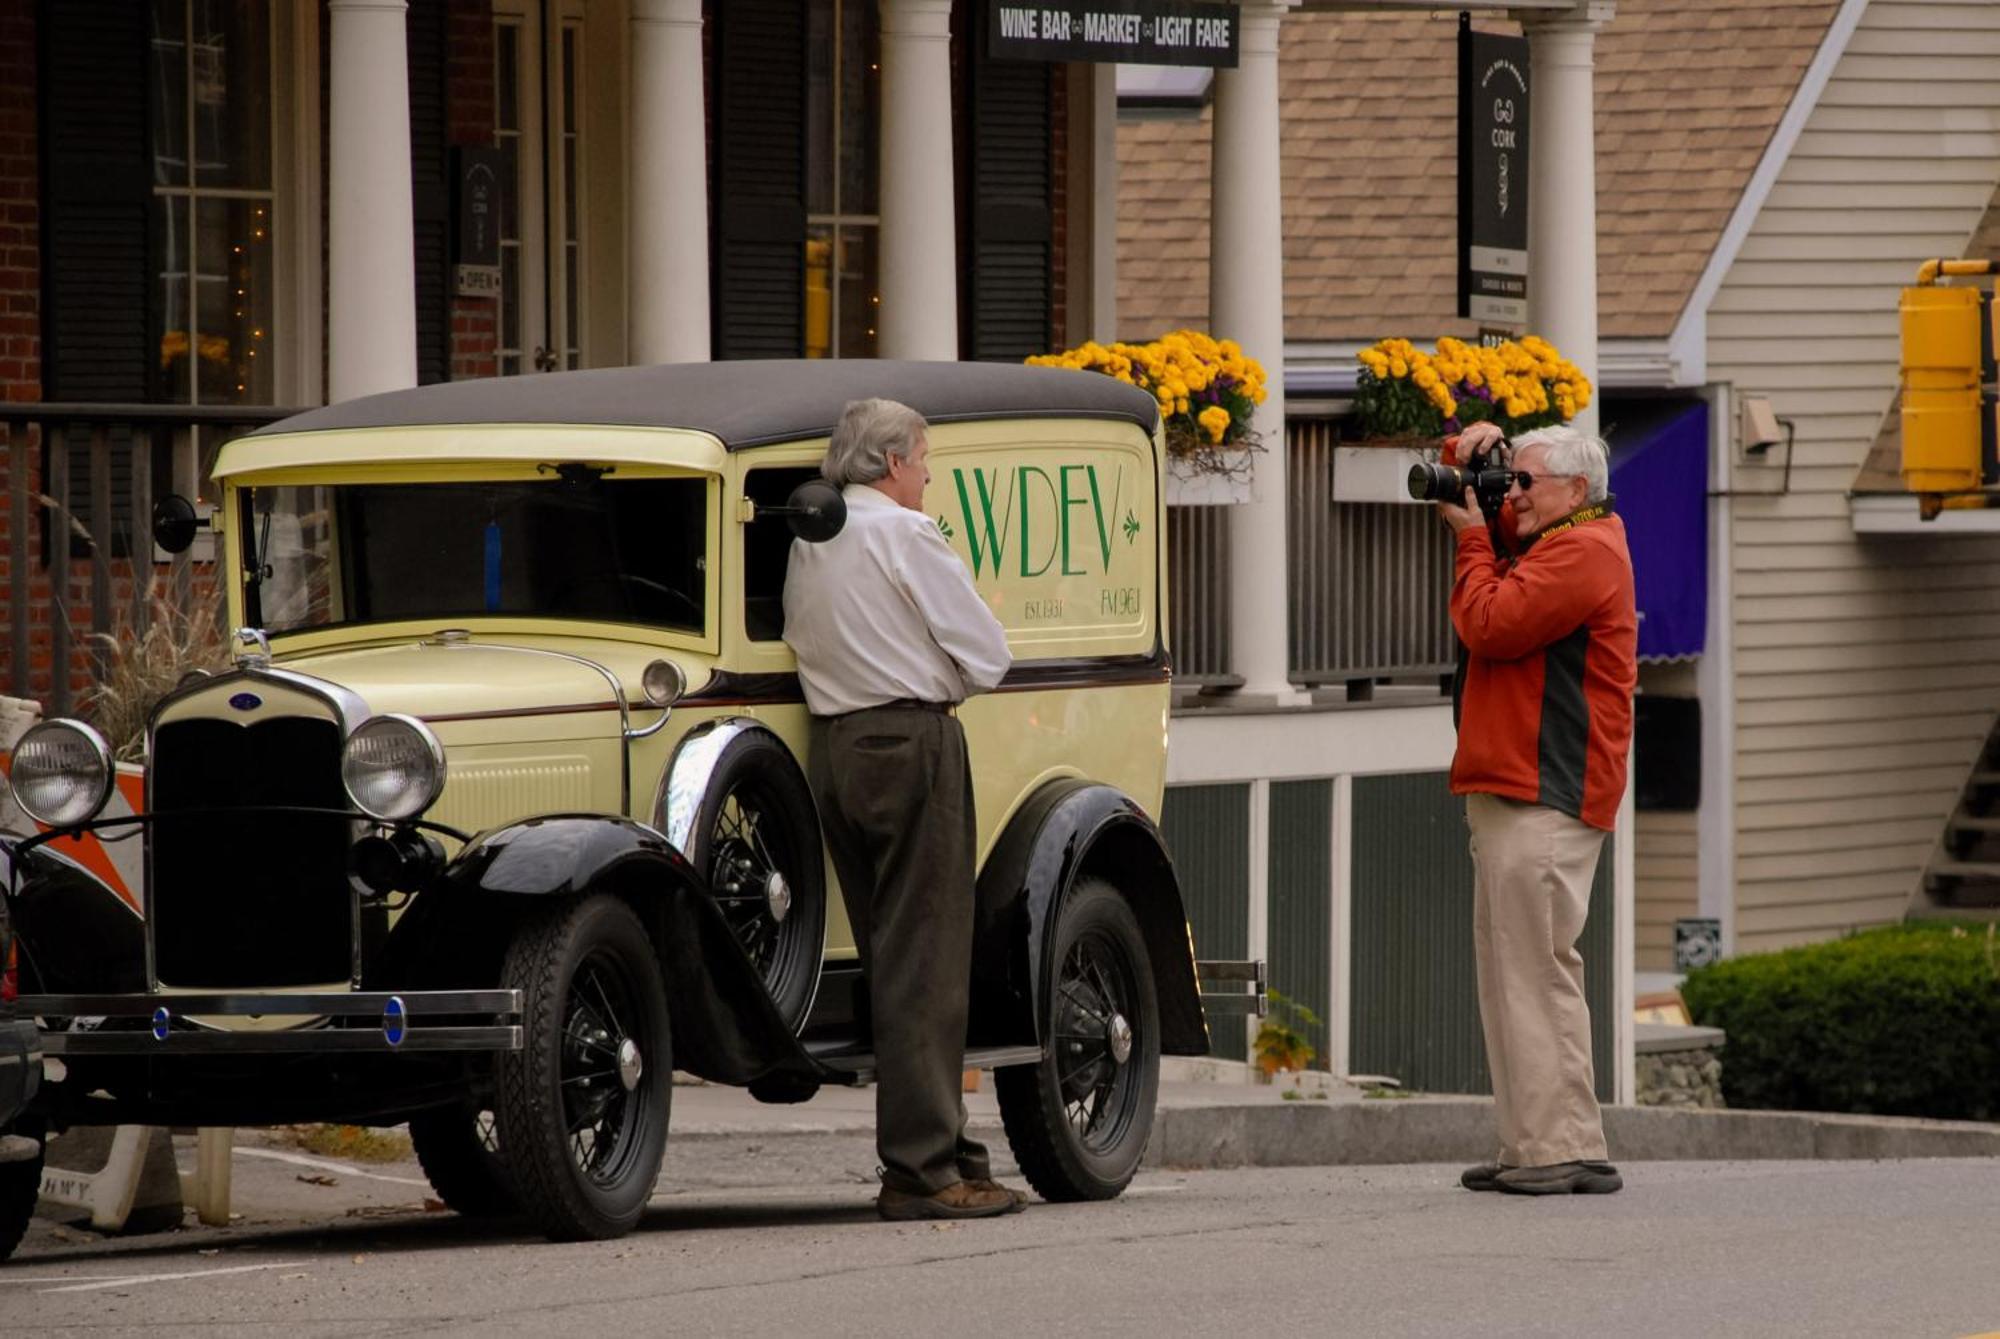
[1607,399,1708,663]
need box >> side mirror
[757,479,847,543]
[152,495,203,555]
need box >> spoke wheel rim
[560,951,649,1188]
[1052,926,1145,1155]
[707,782,807,992]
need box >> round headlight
[341,715,446,823]
[8,719,114,828]
[641,659,686,708]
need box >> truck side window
[744,467,822,643]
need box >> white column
[327,0,417,402]
[877,0,958,360]
[630,0,710,363]
[1524,4,1611,438]
[1213,0,1302,704]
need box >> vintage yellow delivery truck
[0,360,1254,1252]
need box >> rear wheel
[495,894,671,1242]
[996,879,1161,1201]
[408,1106,516,1219]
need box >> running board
[815,1044,1045,1088]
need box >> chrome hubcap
[765,870,792,923]
[1107,1012,1134,1066]
[617,1037,644,1092]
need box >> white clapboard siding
[1635,809,1698,972]
[1711,0,2000,965]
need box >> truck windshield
[245,475,709,635]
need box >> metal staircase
[1914,748,2000,919]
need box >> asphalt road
[7,1131,2000,1337]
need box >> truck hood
[281,641,623,726]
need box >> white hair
[1512,425,1609,503]
[821,398,927,487]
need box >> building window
[150,0,276,406]
[804,0,880,358]
[494,1,587,376]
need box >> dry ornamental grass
[81,586,231,761]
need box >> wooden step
[1908,899,2000,922]
[1944,811,2000,835]
[1950,813,2000,834]
[1970,771,2000,787]
[1930,860,2000,880]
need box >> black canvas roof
[255,360,1160,448]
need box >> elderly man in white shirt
[783,397,1022,1221]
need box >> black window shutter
[711,0,807,360]
[40,2,151,560]
[967,55,1050,362]
[408,0,451,385]
[40,0,152,403]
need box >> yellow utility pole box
[1900,259,1996,507]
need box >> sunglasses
[1504,469,1582,492]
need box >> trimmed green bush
[1681,921,2000,1121]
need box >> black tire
[679,731,825,1029]
[495,894,671,1242]
[996,879,1161,1202]
[0,1123,43,1264]
[409,1106,517,1219]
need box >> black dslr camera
[1406,437,1516,519]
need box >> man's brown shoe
[1495,1161,1623,1195]
[877,1180,1017,1221]
[964,1177,1030,1212]
[1460,1162,1513,1192]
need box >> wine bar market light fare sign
[989,2,1240,67]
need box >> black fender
[969,781,1208,1057]
[0,838,145,995]
[421,815,819,1088]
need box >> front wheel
[677,730,826,1030]
[996,879,1161,1201]
[0,1123,44,1263]
[495,894,672,1242]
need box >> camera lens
[1407,462,1475,501]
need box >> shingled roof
[1117,1,1840,345]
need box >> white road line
[3,1262,310,1294]
[232,1146,431,1187]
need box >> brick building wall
[447,0,499,381]
[0,0,45,705]
[1049,68,1067,352]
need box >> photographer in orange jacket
[1435,419,1636,1196]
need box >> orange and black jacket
[1449,510,1638,831]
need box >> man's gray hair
[1512,425,1609,503]
[821,398,928,487]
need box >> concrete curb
[1140,1098,2000,1170]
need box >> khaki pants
[1466,791,1609,1167]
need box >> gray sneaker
[1495,1161,1623,1195]
[1460,1162,1512,1192]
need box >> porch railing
[2,402,305,715]
[1168,417,1456,696]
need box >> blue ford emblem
[228,692,262,712]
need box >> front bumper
[0,1016,41,1126]
[20,990,521,1056]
